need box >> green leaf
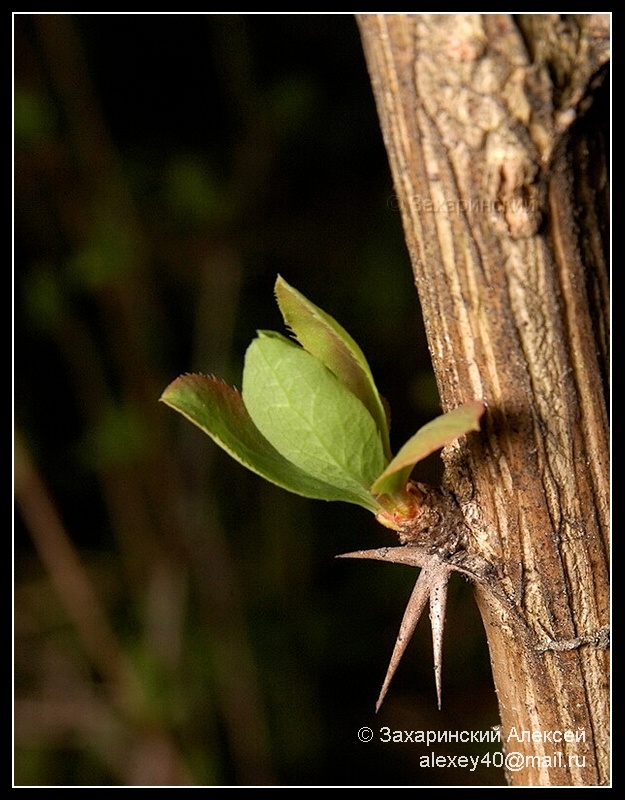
[242,331,386,511]
[160,373,374,507]
[371,400,485,498]
[275,275,392,460]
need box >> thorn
[375,565,439,712]
[336,546,428,569]
[337,546,452,711]
[429,569,449,711]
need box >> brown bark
[358,14,609,786]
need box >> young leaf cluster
[161,277,483,525]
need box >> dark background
[14,13,503,786]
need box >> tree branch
[358,13,609,786]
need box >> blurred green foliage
[14,13,502,786]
